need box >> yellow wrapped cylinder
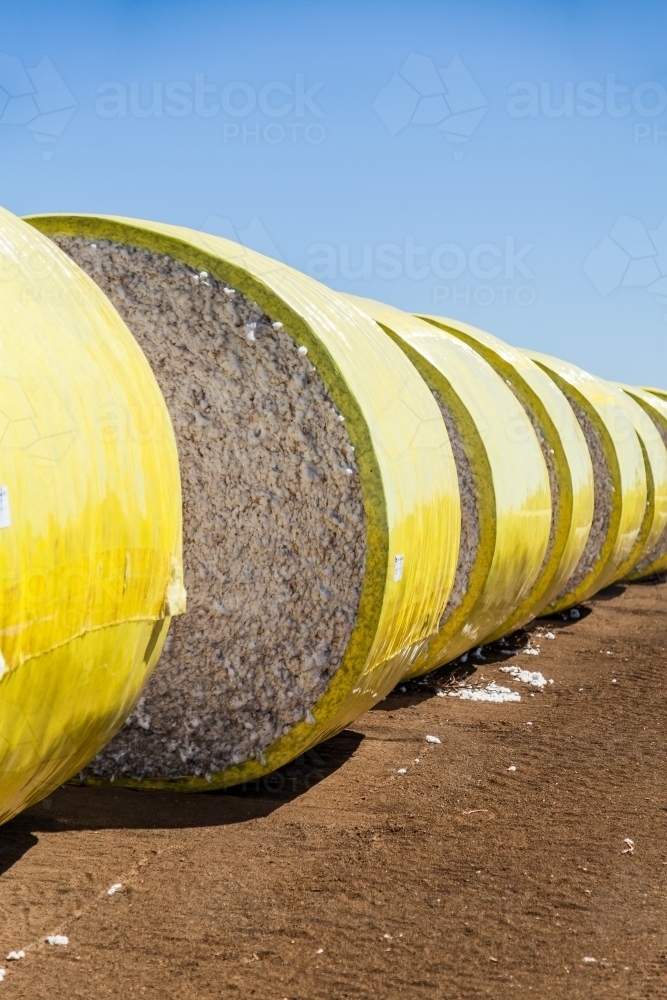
[347,297,552,675]
[616,385,667,579]
[0,208,184,824]
[417,314,595,627]
[642,387,667,404]
[527,352,646,605]
[27,213,459,791]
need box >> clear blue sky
[2,0,666,384]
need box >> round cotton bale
[641,387,667,403]
[0,207,184,825]
[615,385,667,579]
[416,314,595,628]
[526,352,646,606]
[346,297,551,675]
[27,213,460,791]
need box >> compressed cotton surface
[556,395,612,597]
[56,238,366,780]
[430,390,479,624]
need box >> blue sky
[2,0,667,384]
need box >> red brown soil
[1,578,666,999]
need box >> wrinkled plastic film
[0,208,184,823]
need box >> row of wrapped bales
[0,207,664,820]
[414,318,596,618]
[615,386,667,579]
[383,312,596,631]
[347,297,553,676]
[528,354,648,597]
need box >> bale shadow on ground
[7,730,364,845]
[0,830,38,875]
[587,582,627,601]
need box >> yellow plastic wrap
[417,314,595,626]
[347,297,551,674]
[642,387,667,403]
[527,352,646,603]
[616,385,667,579]
[0,208,184,824]
[27,213,460,791]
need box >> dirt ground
[0,578,666,999]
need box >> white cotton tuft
[448,682,520,703]
[500,666,547,689]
